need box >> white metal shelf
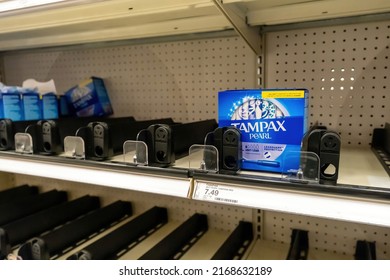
[0,146,388,227]
[193,178,390,227]
[0,0,389,51]
[190,147,390,227]
[0,154,191,199]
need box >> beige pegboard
[263,210,390,259]
[2,36,257,123]
[266,20,390,147]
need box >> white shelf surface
[338,148,389,188]
[192,149,390,228]
[0,147,388,227]
[193,179,390,227]
[0,155,191,198]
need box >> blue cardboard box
[64,77,113,117]
[22,91,42,120]
[1,92,24,121]
[42,93,59,120]
[218,89,308,173]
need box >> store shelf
[35,218,246,260]
[230,0,390,26]
[0,0,229,51]
[0,0,389,51]
[338,148,390,188]
[24,216,353,260]
[0,146,388,228]
[192,177,390,227]
[191,147,390,227]
[0,152,191,198]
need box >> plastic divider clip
[14,133,34,154]
[281,151,320,184]
[64,136,85,159]
[188,144,219,173]
[123,140,148,166]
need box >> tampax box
[218,89,308,173]
[64,77,113,117]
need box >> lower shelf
[7,210,365,261]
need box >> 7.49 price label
[193,182,239,205]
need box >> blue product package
[59,95,71,117]
[22,91,42,120]
[64,77,113,117]
[42,93,59,119]
[0,94,3,119]
[2,93,24,121]
[218,89,308,173]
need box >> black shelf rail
[0,184,38,204]
[211,221,253,260]
[0,195,100,258]
[372,122,390,176]
[0,190,67,226]
[18,200,132,260]
[286,229,309,260]
[355,240,377,260]
[139,213,208,260]
[69,206,168,260]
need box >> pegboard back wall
[2,36,256,123]
[266,20,390,147]
[264,210,390,259]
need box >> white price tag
[193,181,239,205]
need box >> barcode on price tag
[193,182,239,205]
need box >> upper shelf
[0,152,191,198]
[0,147,388,226]
[0,0,389,51]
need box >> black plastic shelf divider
[139,213,208,260]
[211,221,253,260]
[0,195,100,258]
[371,123,390,176]
[286,229,309,260]
[355,240,377,260]
[0,190,67,226]
[18,200,132,260]
[68,206,168,260]
[0,184,38,204]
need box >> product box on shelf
[22,91,43,120]
[0,92,24,121]
[64,77,113,117]
[218,88,309,173]
[42,93,59,119]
